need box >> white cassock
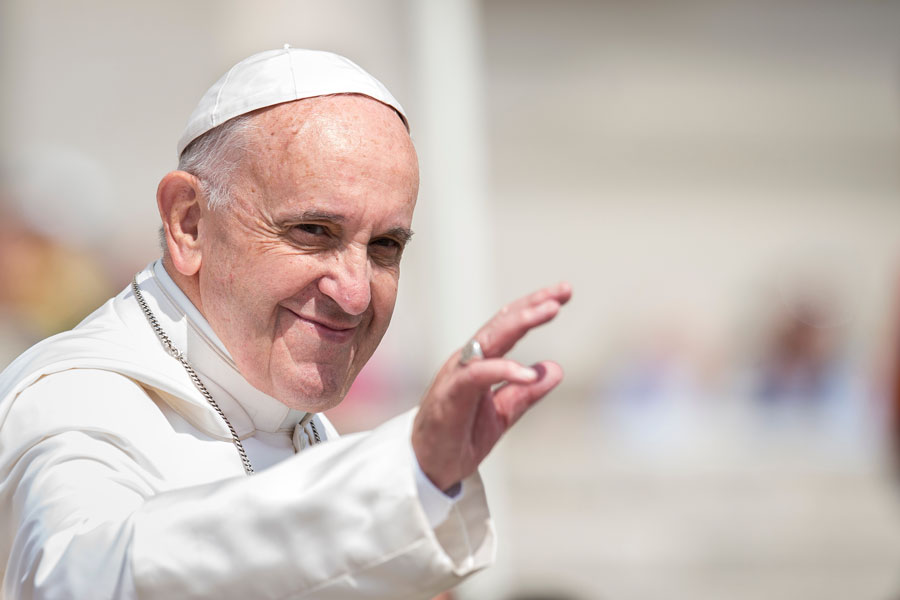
[0,261,495,599]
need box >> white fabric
[0,263,495,599]
[150,259,458,523]
[177,46,408,156]
[149,259,309,438]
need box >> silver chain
[131,277,321,476]
[132,277,255,474]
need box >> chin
[278,394,344,413]
[272,377,349,413]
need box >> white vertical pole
[410,1,512,598]
[410,0,494,354]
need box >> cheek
[370,272,400,329]
[240,255,329,330]
[235,263,299,317]
[202,254,280,335]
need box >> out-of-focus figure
[0,202,112,366]
[747,292,879,459]
[754,299,841,406]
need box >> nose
[318,245,372,316]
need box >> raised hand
[411,282,572,491]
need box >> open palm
[412,282,572,491]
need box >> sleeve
[1,369,496,600]
[413,452,460,527]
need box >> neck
[144,260,307,433]
[162,254,204,317]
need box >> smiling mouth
[285,308,358,342]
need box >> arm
[2,370,493,600]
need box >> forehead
[248,95,413,172]
[229,95,418,224]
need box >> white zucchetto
[177,45,407,157]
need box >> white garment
[0,263,495,599]
[147,259,461,519]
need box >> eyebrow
[297,210,345,223]
[384,227,415,244]
[293,210,414,243]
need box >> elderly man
[0,47,570,599]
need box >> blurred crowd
[0,198,114,366]
[598,288,894,467]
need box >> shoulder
[17,368,154,411]
[5,369,173,456]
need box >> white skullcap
[177,45,407,157]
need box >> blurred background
[2,1,900,598]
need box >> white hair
[177,114,257,210]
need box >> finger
[425,358,539,428]
[490,361,564,429]
[478,299,559,359]
[476,281,572,358]
[501,281,573,314]
[455,358,540,394]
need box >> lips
[284,307,359,343]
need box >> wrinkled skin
[158,94,571,490]
[162,95,417,413]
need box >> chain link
[132,278,255,475]
[131,276,322,470]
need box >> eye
[368,237,405,264]
[287,222,339,250]
[370,237,401,249]
[295,224,328,236]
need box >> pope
[0,47,571,599]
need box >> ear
[157,171,204,277]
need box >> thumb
[490,361,564,429]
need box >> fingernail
[518,367,538,381]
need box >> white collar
[143,260,307,436]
